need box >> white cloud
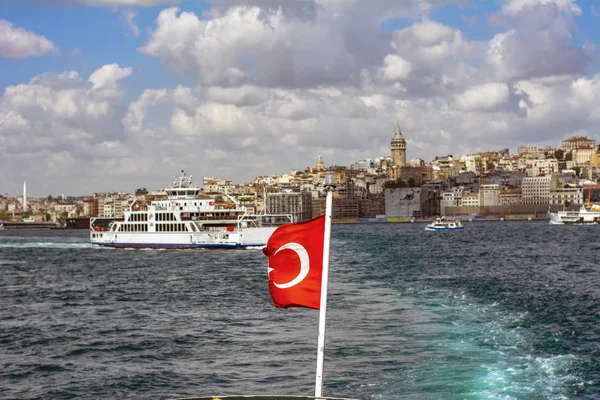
[139,4,455,88]
[33,0,178,5]
[377,55,413,82]
[120,9,140,37]
[501,0,581,15]
[89,63,133,89]
[0,19,57,59]
[454,83,510,111]
[486,0,589,81]
[3,0,600,195]
[0,65,134,194]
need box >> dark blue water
[1,222,599,399]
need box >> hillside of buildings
[3,133,600,225]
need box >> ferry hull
[425,226,464,231]
[90,228,278,249]
[91,242,263,249]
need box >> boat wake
[0,242,98,249]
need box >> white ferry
[425,217,464,231]
[548,203,600,225]
[90,171,293,249]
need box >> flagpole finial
[323,174,336,192]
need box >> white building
[522,175,557,204]
[549,186,583,205]
[440,187,464,215]
[461,154,481,174]
[481,184,500,207]
[527,159,559,177]
[572,148,595,166]
[461,193,480,207]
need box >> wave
[0,242,97,249]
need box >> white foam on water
[0,242,96,249]
[0,259,27,265]
[367,287,578,399]
[438,293,577,399]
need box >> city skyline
[1,0,600,196]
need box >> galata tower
[390,119,406,180]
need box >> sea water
[0,222,598,399]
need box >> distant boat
[0,223,4,230]
[549,191,600,225]
[425,217,464,231]
[548,204,600,225]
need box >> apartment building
[522,175,558,204]
[527,159,559,177]
[265,192,312,222]
[549,186,583,205]
[561,136,596,150]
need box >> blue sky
[1,0,600,195]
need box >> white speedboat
[425,217,464,231]
[548,203,600,225]
[90,171,293,249]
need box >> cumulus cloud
[0,65,133,194]
[33,0,177,5]
[453,83,510,112]
[89,63,133,89]
[486,0,591,81]
[139,3,461,88]
[0,19,57,59]
[3,0,600,195]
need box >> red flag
[263,215,325,309]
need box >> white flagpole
[315,174,335,398]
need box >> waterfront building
[499,189,523,206]
[522,175,558,205]
[385,187,421,218]
[549,185,583,206]
[460,193,480,208]
[420,181,443,217]
[481,184,501,207]
[265,192,312,222]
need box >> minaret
[23,181,27,212]
[390,119,406,180]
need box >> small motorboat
[425,216,464,231]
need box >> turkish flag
[263,215,325,309]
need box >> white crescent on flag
[268,242,310,289]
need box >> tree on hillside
[554,149,564,160]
